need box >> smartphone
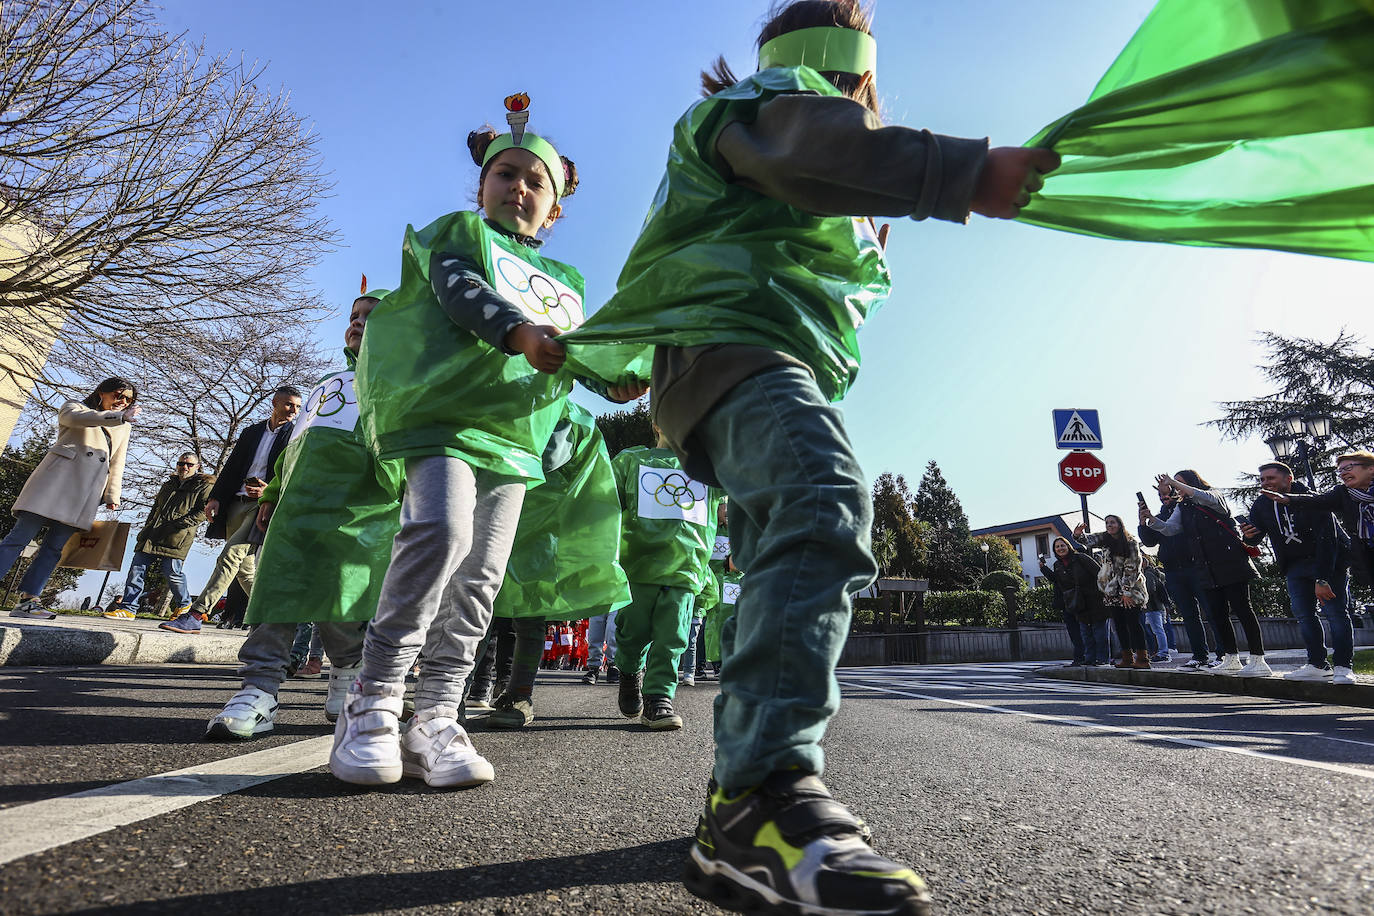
[1135,490,1146,506]
[1234,513,1250,526]
[245,476,266,488]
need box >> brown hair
[701,0,879,114]
[1336,451,1374,468]
[82,377,138,411]
[466,125,580,202]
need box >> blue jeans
[0,512,80,597]
[586,608,617,669]
[120,552,190,612]
[694,365,877,790]
[1143,610,1168,656]
[681,614,705,674]
[1286,559,1353,669]
[1081,619,1110,664]
[1163,566,1217,661]
[1061,607,1086,663]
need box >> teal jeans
[693,365,876,790]
[615,582,694,699]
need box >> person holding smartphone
[161,386,301,634]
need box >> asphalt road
[1,661,1372,915]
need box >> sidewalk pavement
[1036,649,1374,708]
[0,613,247,667]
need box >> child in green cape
[206,289,402,740]
[334,100,593,789]
[549,3,1059,912]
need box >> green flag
[1020,0,1374,262]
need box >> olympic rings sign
[636,464,708,525]
[722,581,741,606]
[488,239,584,332]
[712,535,730,561]
[291,370,358,443]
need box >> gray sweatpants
[238,621,367,694]
[361,455,524,711]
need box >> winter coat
[133,473,215,559]
[1142,565,1172,614]
[1284,486,1374,587]
[206,417,294,539]
[1148,489,1258,589]
[1245,481,1349,579]
[1080,532,1149,607]
[1040,550,1109,623]
[1137,501,1195,570]
[12,400,130,530]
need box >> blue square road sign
[1053,409,1103,450]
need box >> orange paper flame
[360,273,368,295]
[504,93,530,112]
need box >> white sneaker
[1236,656,1273,678]
[1332,666,1357,685]
[1283,664,1333,682]
[329,678,405,785]
[400,706,495,788]
[679,674,696,687]
[1213,654,1244,675]
[206,686,278,740]
[325,664,361,723]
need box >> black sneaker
[684,772,931,916]
[605,665,620,685]
[617,668,644,717]
[641,694,683,730]
[581,668,599,685]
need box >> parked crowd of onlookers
[1039,459,1374,684]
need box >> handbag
[58,519,132,571]
[1193,504,1262,558]
[1063,586,1084,614]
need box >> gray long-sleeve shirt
[1146,488,1226,536]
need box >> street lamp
[980,541,989,575]
[1265,411,1333,489]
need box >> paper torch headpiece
[481,93,566,198]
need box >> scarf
[1347,485,1374,544]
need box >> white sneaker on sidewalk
[400,706,495,788]
[206,686,278,740]
[1213,654,1244,675]
[1236,656,1273,678]
[325,664,362,722]
[1283,664,1333,682]
[1332,666,1357,685]
[329,678,405,785]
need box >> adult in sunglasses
[103,453,214,619]
[3,378,140,619]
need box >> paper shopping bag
[58,520,131,571]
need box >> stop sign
[1059,451,1107,495]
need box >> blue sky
[63,1,1368,600]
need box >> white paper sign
[488,239,584,331]
[291,371,358,443]
[722,581,742,606]
[711,535,731,561]
[637,465,708,525]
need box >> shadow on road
[65,837,696,915]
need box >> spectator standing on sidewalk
[1243,461,1352,684]
[1076,516,1150,669]
[1139,480,1221,669]
[1144,471,1269,677]
[1040,536,1109,665]
[3,379,139,619]
[1140,556,1173,662]
[161,386,300,633]
[104,453,213,619]
[1262,451,1374,685]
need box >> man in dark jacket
[1261,452,1374,685]
[1138,483,1220,669]
[1242,461,1351,682]
[104,453,214,618]
[161,387,300,634]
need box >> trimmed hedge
[922,589,1007,628]
[979,570,1025,593]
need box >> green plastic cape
[704,569,743,663]
[558,67,891,401]
[1019,0,1374,263]
[611,446,721,593]
[493,401,631,620]
[356,210,586,481]
[246,351,403,624]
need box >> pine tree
[594,401,655,456]
[869,472,927,579]
[913,461,974,590]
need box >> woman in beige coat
[3,378,140,618]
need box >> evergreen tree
[594,400,655,456]
[913,461,975,590]
[869,472,928,579]
[0,434,81,605]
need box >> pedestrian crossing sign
[1053,409,1103,450]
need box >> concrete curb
[0,621,244,667]
[1035,664,1374,709]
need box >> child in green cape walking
[206,288,402,740]
[551,3,1059,912]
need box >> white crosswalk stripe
[837,661,1173,698]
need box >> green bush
[1249,577,1290,617]
[1021,584,1060,623]
[979,570,1025,593]
[922,590,1006,627]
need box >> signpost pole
[1080,494,1090,532]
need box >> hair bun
[467,125,499,167]
[559,156,580,198]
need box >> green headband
[758,26,877,76]
[482,132,566,199]
[360,288,391,301]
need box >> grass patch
[1353,649,1374,676]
